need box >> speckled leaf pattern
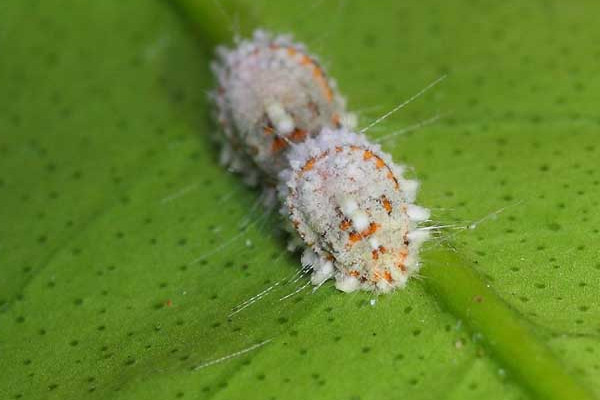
[1,1,598,399]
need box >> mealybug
[212,31,429,293]
[212,30,355,186]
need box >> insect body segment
[212,30,353,184]
[281,129,429,293]
[212,31,429,293]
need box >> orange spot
[288,129,307,142]
[372,271,381,282]
[349,270,361,277]
[287,47,297,56]
[271,137,287,152]
[379,246,387,253]
[348,232,362,244]
[296,150,330,179]
[397,248,409,269]
[371,249,379,260]
[302,157,316,172]
[383,271,393,283]
[335,146,343,152]
[363,150,374,160]
[166,299,172,307]
[386,171,400,189]
[340,219,351,231]
[313,67,324,79]
[375,157,386,169]
[381,196,392,214]
[300,55,312,65]
[313,72,333,101]
[361,222,380,237]
[331,113,341,127]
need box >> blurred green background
[0,0,598,399]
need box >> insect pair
[211,30,435,293]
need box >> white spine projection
[211,30,429,293]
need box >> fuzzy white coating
[351,210,370,232]
[407,204,431,222]
[279,128,429,293]
[212,31,430,294]
[211,30,351,182]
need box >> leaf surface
[1,1,598,399]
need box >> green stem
[421,247,595,400]
[166,0,255,48]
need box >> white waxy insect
[212,30,354,186]
[212,30,429,293]
[279,129,429,293]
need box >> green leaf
[1,1,598,400]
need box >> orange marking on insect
[386,171,400,189]
[288,129,307,142]
[296,150,330,179]
[371,249,379,260]
[331,113,341,127]
[397,248,409,268]
[347,146,400,189]
[348,232,362,244]
[383,271,393,283]
[302,157,316,172]
[372,271,381,282]
[271,44,334,103]
[271,137,287,152]
[313,67,323,79]
[361,222,380,237]
[381,196,393,214]
[379,246,387,253]
[312,69,333,101]
[349,270,361,277]
[335,146,343,152]
[340,219,351,231]
[300,55,312,65]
